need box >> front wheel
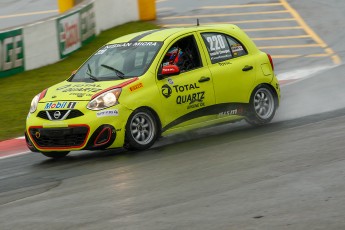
[124,108,159,150]
[41,151,70,159]
[246,85,277,125]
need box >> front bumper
[26,102,131,152]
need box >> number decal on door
[207,35,226,51]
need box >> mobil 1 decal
[44,101,77,110]
[202,33,232,63]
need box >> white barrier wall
[0,0,140,77]
[94,0,139,34]
[23,19,60,70]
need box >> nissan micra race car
[25,24,280,158]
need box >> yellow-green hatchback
[26,24,280,158]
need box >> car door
[199,32,256,105]
[156,33,215,131]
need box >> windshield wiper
[101,64,125,79]
[87,64,99,81]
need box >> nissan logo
[53,111,61,119]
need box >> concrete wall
[94,0,139,34]
[0,0,143,78]
[23,19,60,70]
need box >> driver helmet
[163,47,183,66]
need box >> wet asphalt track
[1,0,345,229]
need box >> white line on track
[277,65,336,86]
[0,151,31,160]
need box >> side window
[226,36,248,58]
[201,33,232,64]
[161,35,202,73]
[201,33,248,63]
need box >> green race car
[25,24,280,158]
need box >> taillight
[267,54,274,71]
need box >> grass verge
[0,21,159,141]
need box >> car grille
[29,126,89,148]
[37,110,84,120]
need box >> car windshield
[69,41,163,82]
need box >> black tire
[246,85,277,125]
[41,151,70,159]
[124,108,159,150]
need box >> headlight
[87,88,122,110]
[29,89,47,113]
[29,94,40,113]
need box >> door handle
[198,76,210,83]
[242,65,253,71]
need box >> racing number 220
[207,35,226,51]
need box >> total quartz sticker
[96,109,119,117]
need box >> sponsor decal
[95,42,160,56]
[96,109,119,117]
[231,44,244,53]
[44,101,77,110]
[107,42,158,48]
[69,92,93,97]
[187,100,205,110]
[0,29,24,78]
[218,109,238,116]
[161,82,204,108]
[218,61,231,67]
[130,83,143,92]
[176,91,205,105]
[56,83,102,93]
[162,103,247,132]
[209,50,231,60]
[173,83,199,93]
[218,107,244,117]
[161,84,172,98]
[202,33,232,63]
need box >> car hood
[40,79,138,102]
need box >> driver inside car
[162,45,194,72]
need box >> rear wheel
[125,108,158,150]
[41,151,70,159]
[246,85,277,125]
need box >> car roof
[107,24,243,44]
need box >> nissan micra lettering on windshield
[26,24,280,158]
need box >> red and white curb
[0,136,30,160]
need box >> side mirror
[158,65,180,80]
